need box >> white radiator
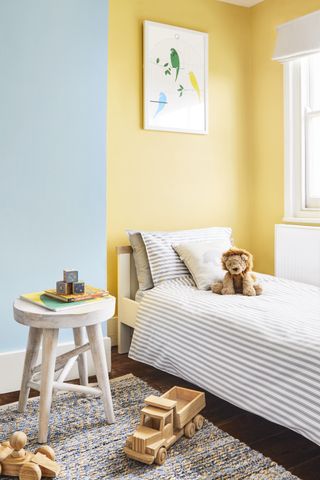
[275,224,320,286]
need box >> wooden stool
[13,297,116,443]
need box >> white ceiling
[218,0,264,7]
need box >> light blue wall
[0,1,108,352]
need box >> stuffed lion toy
[212,247,262,296]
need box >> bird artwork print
[145,22,207,133]
[170,48,180,81]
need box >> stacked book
[21,270,109,311]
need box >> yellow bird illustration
[189,71,201,100]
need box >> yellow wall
[251,0,320,273]
[107,0,320,307]
[107,0,252,300]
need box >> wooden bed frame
[117,246,139,353]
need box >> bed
[117,245,320,446]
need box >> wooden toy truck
[0,432,61,479]
[124,386,205,466]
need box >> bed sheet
[129,274,320,445]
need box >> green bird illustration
[170,48,180,81]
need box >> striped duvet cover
[129,275,320,445]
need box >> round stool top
[13,296,116,329]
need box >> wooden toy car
[0,432,61,479]
[124,386,205,465]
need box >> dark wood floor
[1,348,320,479]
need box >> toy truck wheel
[193,414,204,430]
[19,462,42,480]
[184,421,196,438]
[35,445,55,461]
[155,447,167,465]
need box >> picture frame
[143,21,208,135]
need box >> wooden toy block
[63,270,78,283]
[0,431,61,478]
[56,281,72,295]
[124,386,205,465]
[72,282,85,294]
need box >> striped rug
[0,375,299,479]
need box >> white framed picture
[143,21,208,135]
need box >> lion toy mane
[212,247,262,296]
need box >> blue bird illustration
[153,92,167,118]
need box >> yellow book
[44,285,109,303]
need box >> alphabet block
[72,282,85,294]
[56,281,72,295]
[63,270,78,283]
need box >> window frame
[283,57,320,223]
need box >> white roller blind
[273,10,320,62]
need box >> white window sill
[283,216,320,224]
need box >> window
[272,8,320,223]
[284,52,320,222]
[141,414,161,430]
[273,10,320,222]
[164,413,172,426]
[306,54,320,209]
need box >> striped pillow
[141,227,232,286]
[127,231,154,291]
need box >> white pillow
[173,239,230,290]
[141,227,232,286]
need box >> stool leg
[73,327,88,386]
[19,327,43,413]
[86,324,115,423]
[39,329,59,443]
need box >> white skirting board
[0,336,111,395]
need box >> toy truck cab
[124,387,205,466]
